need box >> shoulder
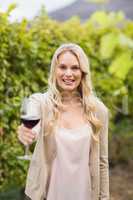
[29,91,48,103]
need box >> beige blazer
[25,92,110,200]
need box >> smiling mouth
[62,79,75,85]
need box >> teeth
[63,79,74,82]
[64,81,73,83]
[63,80,74,83]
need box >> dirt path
[110,165,133,200]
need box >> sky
[0,0,76,21]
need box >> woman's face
[55,51,82,92]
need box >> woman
[18,43,109,200]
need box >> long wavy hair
[44,43,102,142]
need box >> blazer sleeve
[99,107,110,200]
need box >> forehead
[57,51,79,65]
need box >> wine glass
[17,97,40,160]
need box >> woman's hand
[17,124,36,146]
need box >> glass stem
[25,145,30,156]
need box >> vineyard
[0,5,133,199]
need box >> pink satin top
[47,123,92,200]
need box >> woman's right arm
[17,93,42,145]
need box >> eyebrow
[58,63,80,67]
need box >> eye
[58,64,66,70]
[72,65,80,70]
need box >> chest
[58,106,87,129]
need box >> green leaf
[100,32,119,59]
[90,11,109,27]
[118,33,133,49]
[109,52,133,80]
[7,3,17,15]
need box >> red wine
[21,117,40,129]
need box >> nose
[65,69,72,76]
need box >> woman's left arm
[99,107,110,200]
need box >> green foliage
[89,11,125,28]
[100,32,119,59]
[109,52,132,80]
[0,7,133,193]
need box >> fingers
[17,124,35,145]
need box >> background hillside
[49,0,133,21]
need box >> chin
[57,82,79,92]
[62,85,77,91]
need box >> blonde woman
[18,43,109,200]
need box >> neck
[61,90,81,104]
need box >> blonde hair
[44,43,102,142]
